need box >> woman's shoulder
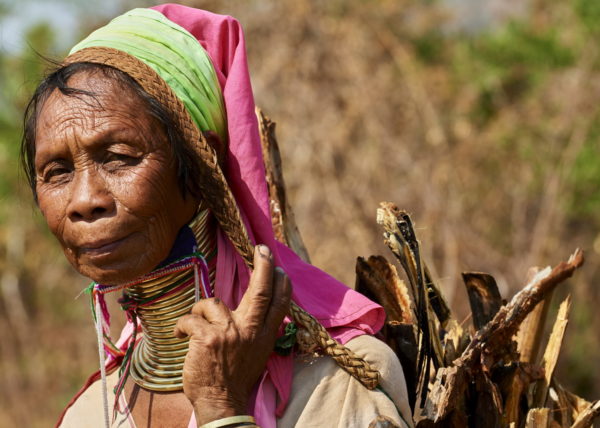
[58,370,131,428]
[280,334,413,428]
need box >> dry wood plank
[423,249,584,422]
[548,381,574,427]
[461,272,502,330]
[532,295,572,408]
[356,256,405,322]
[571,400,600,428]
[517,267,555,365]
[355,255,414,323]
[377,203,451,324]
[516,293,553,365]
[256,107,311,262]
[463,250,583,366]
[386,321,419,412]
[502,363,543,427]
[441,319,470,366]
[525,408,550,428]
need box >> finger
[263,267,292,336]
[236,245,275,323]
[190,297,232,325]
[174,313,209,339]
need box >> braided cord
[64,47,380,391]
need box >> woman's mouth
[78,235,131,257]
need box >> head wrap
[70,8,227,144]
[69,5,385,427]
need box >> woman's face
[34,70,199,284]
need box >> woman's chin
[70,253,156,285]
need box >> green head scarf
[70,8,227,144]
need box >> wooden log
[500,363,543,427]
[256,107,311,262]
[356,256,405,322]
[355,255,414,323]
[386,321,418,412]
[517,267,555,365]
[423,249,584,422]
[377,203,451,326]
[525,408,550,428]
[376,202,447,403]
[470,373,503,428]
[441,319,470,366]
[532,295,572,408]
[371,256,415,324]
[571,401,600,428]
[462,250,583,367]
[549,380,574,426]
[461,272,503,331]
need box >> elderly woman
[23,4,412,428]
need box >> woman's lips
[78,234,131,256]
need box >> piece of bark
[463,250,583,367]
[517,267,555,366]
[256,107,311,262]
[385,321,418,411]
[563,386,595,425]
[355,255,414,323]
[441,319,470,366]
[525,408,550,428]
[532,295,572,408]
[516,294,553,365]
[376,202,447,399]
[356,256,404,322]
[420,365,469,425]
[425,250,584,422]
[571,400,600,428]
[462,272,503,331]
[499,363,543,427]
[377,203,451,326]
[370,255,415,324]
[470,373,503,428]
[548,380,574,427]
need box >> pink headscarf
[133,4,385,427]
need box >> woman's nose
[67,169,115,222]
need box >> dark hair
[21,62,202,202]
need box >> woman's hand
[174,245,292,425]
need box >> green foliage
[568,119,600,218]
[474,21,575,71]
[574,0,600,34]
[413,31,446,65]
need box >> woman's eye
[104,152,140,168]
[44,166,71,183]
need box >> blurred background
[1,0,599,425]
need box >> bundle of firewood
[355,202,599,428]
[255,108,599,428]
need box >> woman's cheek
[37,185,69,239]
[104,161,171,216]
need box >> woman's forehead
[34,71,159,163]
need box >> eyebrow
[35,126,147,172]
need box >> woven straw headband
[63,46,381,390]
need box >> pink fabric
[141,4,385,426]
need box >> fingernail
[275,266,286,276]
[258,244,271,258]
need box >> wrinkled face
[34,71,199,284]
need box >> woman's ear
[202,130,226,167]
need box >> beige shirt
[60,335,413,428]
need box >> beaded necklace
[89,210,216,426]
